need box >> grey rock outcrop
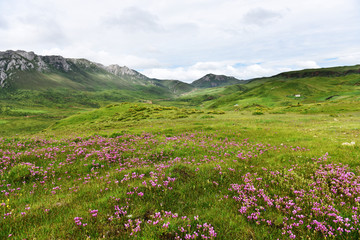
[41,55,71,72]
[15,50,36,61]
[0,70,7,87]
[0,50,70,70]
[106,65,136,76]
[0,50,75,87]
[68,58,105,70]
[36,56,49,72]
[105,64,148,82]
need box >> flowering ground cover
[1,120,359,239]
[0,103,359,239]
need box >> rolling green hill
[178,66,360,113]
[49,102,208,133]
[273,64,360,78]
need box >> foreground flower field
[0,130,359,239]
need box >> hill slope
[179,65,360,112]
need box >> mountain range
[1,50,360,112]
[0,50,241,93]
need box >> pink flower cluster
[227,154,360,238]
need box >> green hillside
[273,64,360,78]
[178,68,360,113]
[49,102,209,133]
[153,79,195,95]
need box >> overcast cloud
[0,0,359,82]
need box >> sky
[0,0,360,82]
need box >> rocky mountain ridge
[0,50,246,93]
[0,50,147,88]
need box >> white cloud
[142,61,282,82]
[294,61,320,69]
[104,7,163,32]
[116,55,161,69]
[337,53,360,65]
[243,7,283,26]
[0,16,7,29]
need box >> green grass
[0,107,360,239]
[1,64,360,239]
[49,103,207,135]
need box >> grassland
[1,66,360,239]
[0,101,359,239]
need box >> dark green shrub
[252,110,264,115]
[7,164,31,183]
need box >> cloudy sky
[0,0,359,82]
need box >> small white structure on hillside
[295,94,301,98]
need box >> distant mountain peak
[106,65,136,76]
[105,64,149,83]
[191,73,242,88]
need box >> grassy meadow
[0,100,359,239]
[0,68,360,239]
